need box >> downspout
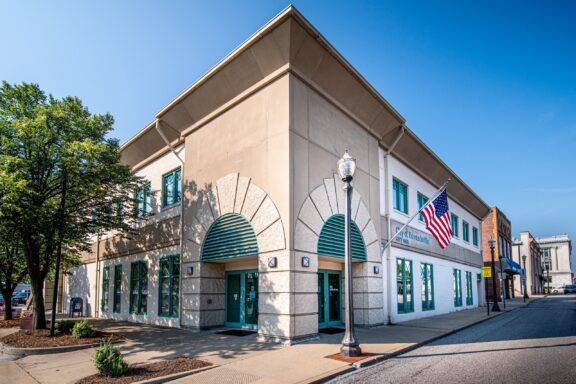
[155,119,185,327]
[383,126,405,324]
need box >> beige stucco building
[63,6,489,342]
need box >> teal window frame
[462,221,469,242]
[318,269,343,328]
[397,258,414,314]
[158,255,180,317]
[134,183,152,217]
[421,263,434,311]
[393,178,409,214]
[472,227,479,246]
[101,266,110,312]
[113,265,122,313]
[417,192,429,222]
[466,271,473,306]
[453,269,462,307]
[129,261,148,314]
[162,167,182,208]
[451,213,459,238]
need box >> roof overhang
[119,5,489,219]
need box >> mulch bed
[0,329,123,348]
[77,357,212,384]
[0,319,20,329]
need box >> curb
[316,299,542,382]
[0,339,124,357]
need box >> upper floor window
[134,183,152,217]
[162,168,182,207]
[451,213,459,238]
[472,227,479,246]
[462,221,469,242]
[417,192,428,222]
[393,178,408,214]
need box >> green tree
[0,82,143,329]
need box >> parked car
[564,285,576,294]
[11,290,30,305]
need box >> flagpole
[382,179,451,252]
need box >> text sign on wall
[392,222,431,247]
[482,267,492,278]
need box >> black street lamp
[489,239,501,312]
[498,253,506,310]
[337,150,362,357]
[522,254,529,302]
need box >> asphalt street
[330,295,576,384]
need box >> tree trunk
[31,278,46,329]
[2,292,13,321]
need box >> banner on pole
[482,267,492,278]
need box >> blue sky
[2,1,575,264]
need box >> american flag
[421,189,453,249]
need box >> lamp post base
[491,302,501,312]
[341,344,362,357]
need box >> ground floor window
[130,261,148,314]
[113,264,122,313]
[421,263,434,311]
[159,255,180,317]
[397,258,413,313]
[466,271,473,305]
[453,269,462,307]
[101,266,110,312]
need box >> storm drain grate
[215,329,257,337]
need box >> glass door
[318,270,342,328]
[225,270,258,329]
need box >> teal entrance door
[225,270,258,329]
[318,270,342,327]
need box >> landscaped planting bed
[1,329,123,348]
[77,357,212,384]
[0,319,20,329]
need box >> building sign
[482,267,492,278]
[392,222,431,247]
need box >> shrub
[72,320,93,339]
[57,320,76,333]
[93,341,129,377]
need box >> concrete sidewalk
[0,297,540,384]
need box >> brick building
[481,207,520,301]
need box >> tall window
[393,178,408,214]
[159,255,180,317]
[101,266,110,312]
[113,265,122,313]
[397,258,413,313]
[421,263,434,311]
[134,183,152,217]
[417,192,429,222]
[130,261,148,314]
[453,269,462,307]
[162,168,182,207]
[472,227,479,246]
[451,213,459,237]
[462,221,469,242]
[466,271,473,306]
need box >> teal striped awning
[201,214,259,261]
[317,214,367,261]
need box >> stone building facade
[63,6,489,341]
[512,231,544,295]
[535,235,573,292]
